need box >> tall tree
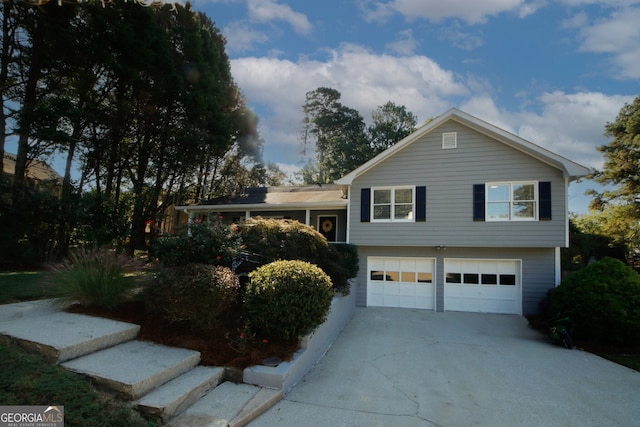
[301,87,368,183]
[368,101,417,155]
[585,96,640,255]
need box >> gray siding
[349,122,568,248]
[355,246,556,315]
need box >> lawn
[0,271,53,304]
[0,344,156,427]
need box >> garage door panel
[367,257,435,310]
[445,259,520,315]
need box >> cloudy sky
[189,0,639,213]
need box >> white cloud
[362,0,537,24]
[575,7,640,79]
[247,0,313,35]
[223,21,270,53]
[386,29,420,55]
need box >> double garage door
[367,257,521,314]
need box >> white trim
[371,186,415,223]
[485,181,538,222]
[345,186,351,243]
[555,247,561,287]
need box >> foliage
[145,264,240,332]
[73,191,131,248]
[562,216,626,271]
[368,101,417,155]
[150,218,242,267]
[46,247,142,309]
[239,217,356,292]
[548,257,640,345]
[0,344,156,427]
[586,96,640,255]
[301,87,370,183]
[245,260,334,342]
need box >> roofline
[175,200,348,213]
[336,108,592,185]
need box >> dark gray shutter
[361,188,371,222]
[539,181,552,221]
[416,186,426,222]
[473,184,485,221]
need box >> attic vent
[442,132,457,149]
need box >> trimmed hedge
[548,257,640,344]
[244,260,334,342]
[239,217,358,293]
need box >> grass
[0,271,53,304]
[0,344,156,427]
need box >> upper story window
[372,186,414,222]
[486,182,537,221]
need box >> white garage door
[367,257,435,309]
[444,259,521,314]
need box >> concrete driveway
[251,308,640,427]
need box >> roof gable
[336,108,591,185]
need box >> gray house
[177,108,590,315]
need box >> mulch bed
[67,300,299,369]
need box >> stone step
[136,366,225,422]
[61,340,201,399]
[167,382,282,427]
[0,308,140,363]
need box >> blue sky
[188,0,640,213]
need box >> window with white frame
[486,182,537,221]
[372,186,414,221]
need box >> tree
[368,101,417,155]
[300,87,369,184]
[585,96,640,257]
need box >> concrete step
[61,340,201,399]
[167,382,282,427]
[136,366,225,422]
[0,307,140,363]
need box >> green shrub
[548,257,640,344]
[146,264,240,332]
[150,218,242,267]
[244,260,334,342]
[47,247,142,309]
[240,218,357,293]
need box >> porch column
[305,209,311,226]
[245,210,251,220]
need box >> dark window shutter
[361,188,371,222]
[416,186,426,222]
[539,181,552,221]
[473,184,485,221]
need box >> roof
[175,184,348,213]
[2,153,62,181]
[336,108,592,185]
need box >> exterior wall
[349,121,568,248]
[355,245,556,315]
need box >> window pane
[481,274,497,285]
[386,271,400,282]
[487,202,509,219]
[513,202,534,218]
[446,273,461,283]
[373,189,391,204]
[487,184,509,201]
[401,272,416,282]
[513,184,534,201]
[395,188,413,204]
[500,274,516,285]
[463,273,479,284]
[370,271,384,281]
[395,204,413,219]
[374,205,391,220]
[417,272,432,283]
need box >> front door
[318,216,337,242]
